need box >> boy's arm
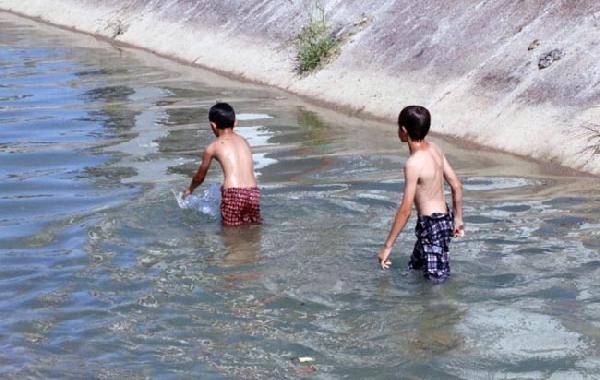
[183,145,214,197]
[443,156,464,236]
[377,162,419,269]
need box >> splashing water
[173,184,221,217]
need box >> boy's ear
[234,119,239,128]
[210,122,217,130]
[398,126,409,142]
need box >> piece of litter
[298,356,314,363]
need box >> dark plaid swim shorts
[220,187,262,226]
[408,209,454,284]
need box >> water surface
[1,12,599,379]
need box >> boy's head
[209,102,236,130]
[397,105,431,142]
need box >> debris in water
[137,295,159,308]
[291,356,315,365]
[538,49,564,69]
[291,356,317,374]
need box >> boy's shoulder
[404,141,444,168]
[232,132,252,150]
[408,141,444,158]
[204,139,224,157]
[404,153,424,175]
[406,147,428,165]
[206,139,218,151]
[428,141,443,155]
[211,132,251,151]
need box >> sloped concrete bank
[2,0,599,174]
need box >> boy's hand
[182,188,192,199]
[377,247,393,270]
[454,219,465,237]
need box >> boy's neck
[216,128,235,138]
[407,138,428,154]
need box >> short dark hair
[398,105,431,140]
[209,102,235,129]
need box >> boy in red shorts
[182,103,262,226]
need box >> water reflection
[220,226,263,268]
[219,226,263,286]
[297,108,336,146]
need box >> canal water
[1,11,599,379]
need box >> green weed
[295,3,338,74]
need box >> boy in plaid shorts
[183,103,262,226]
[377,106,463,283]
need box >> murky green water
[1,12,599,379]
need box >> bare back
[409,142,447,216]
[210,132,257,189]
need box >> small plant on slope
[295,2,338,74]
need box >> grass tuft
[584,125,600,155]
[295,3,338,74]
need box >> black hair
[209,102,235,129]
[398,105,431,140]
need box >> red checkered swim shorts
[220,187,262,226]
